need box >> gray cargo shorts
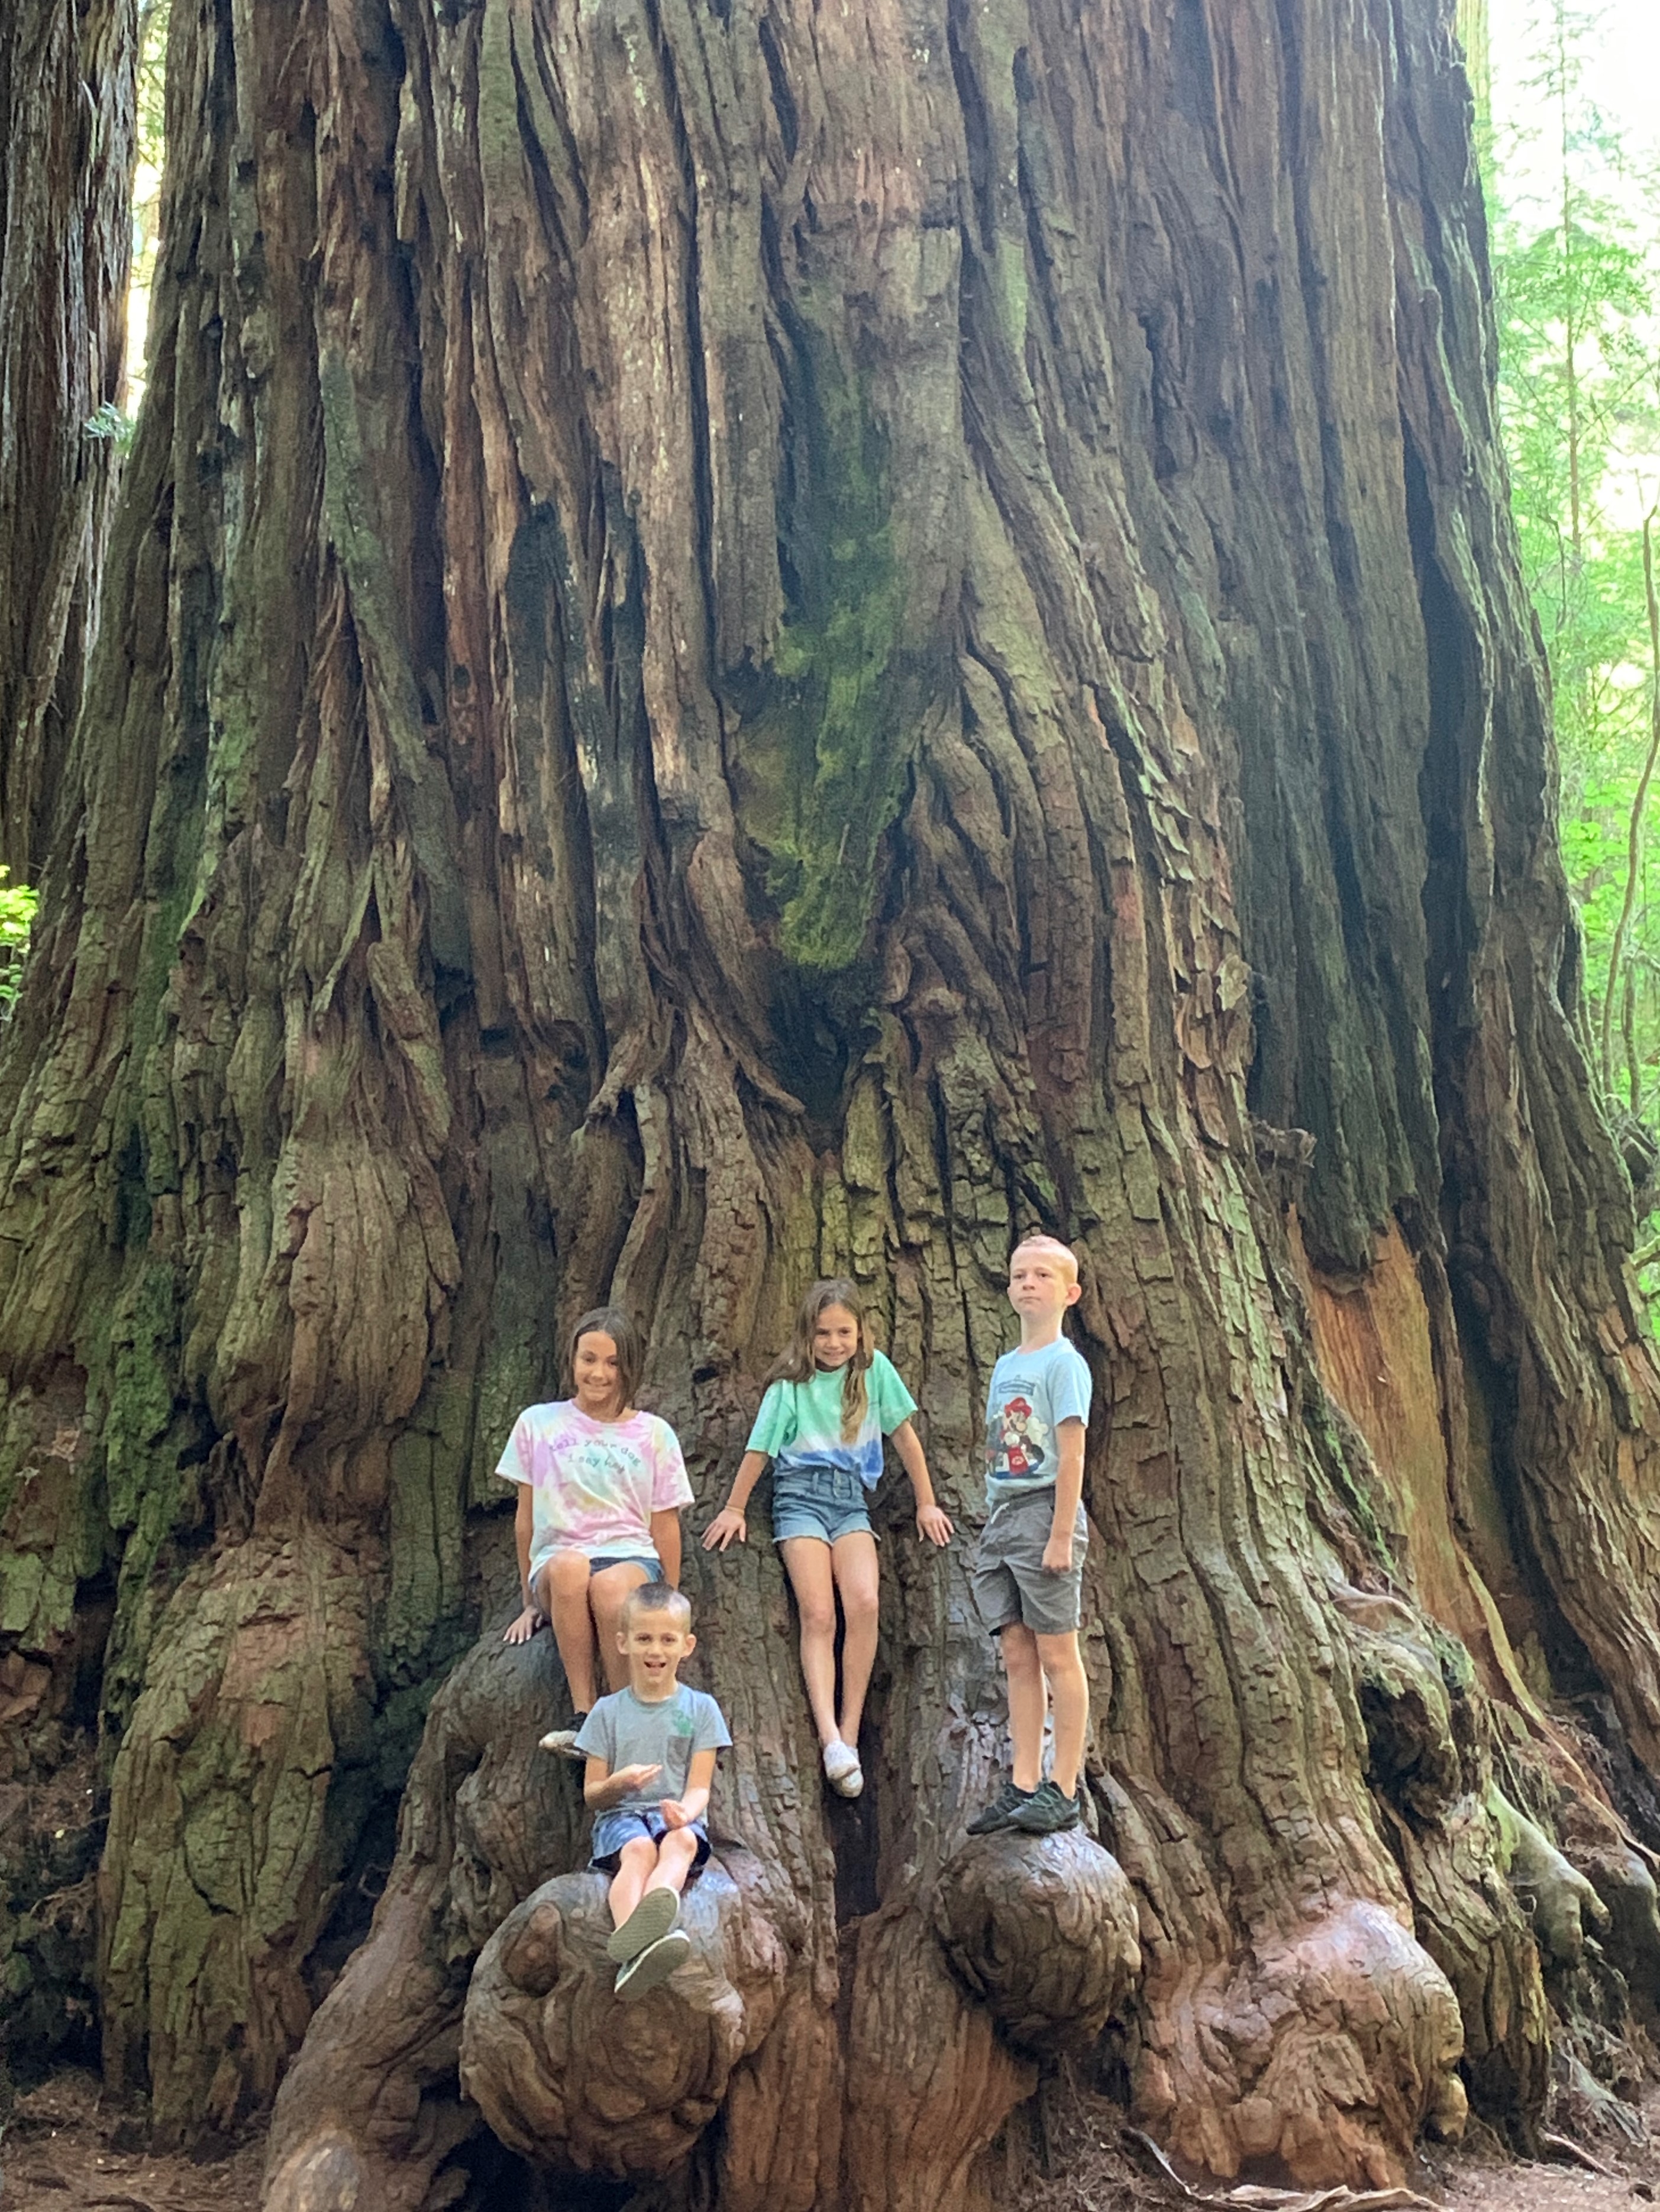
[970,1488,1088,1638]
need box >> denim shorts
[970,1488,1089,1636]
[590,1807,712,1873]
[529,1548,658,1587]
[771,1464,873,1544]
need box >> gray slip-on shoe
[606,1887,681,1963]
[615,1928,692,2000]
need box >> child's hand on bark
[702,1505,747,1551]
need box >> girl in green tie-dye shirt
[703,1278,951,1798]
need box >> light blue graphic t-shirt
[747,1350,918,1490]
[983,1335,1091,1512]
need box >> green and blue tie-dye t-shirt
[746,1351,917,1489]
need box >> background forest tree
[8,2,1660,2210]
[1486,1,1660,1202]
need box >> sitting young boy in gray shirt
[574,1581,732,1999]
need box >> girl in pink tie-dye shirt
[499,1306,692,1751]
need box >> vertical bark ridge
[0,0,137,881]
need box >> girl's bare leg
[589,1560,653,1691]
[780,1537,841,1747]
[829,1530,880,1750]
[542,1551,600,1712]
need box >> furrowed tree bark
[0,0,136,2089]
[5,0,1660,2204]
[0,0,136,881]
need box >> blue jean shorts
[590,1807,712,1873]
[771,1464,873,1544]
[529,1550,658,1589]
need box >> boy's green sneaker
[606,1888,680,1963]
[965,1781,1032,1836]
[615,1928,691,2001]
[1009,1781,1081,1835]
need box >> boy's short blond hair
[620,1580,693,1631]
[1010,1232,1080,1285]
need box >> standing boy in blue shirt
[967,1234,1093,1836]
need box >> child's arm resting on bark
[891,1418,952,1545]
[1042,1418,1086,1573]
[658,1747,718,1828]
[503,1484,544,1642]
[584,1756,665,1810]
[702,1450,768,1550]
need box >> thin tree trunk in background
[1555,1,1584,557]
[5,0,1660,2205]
[0,0,137,881]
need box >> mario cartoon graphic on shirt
[989,1393,1049,1483]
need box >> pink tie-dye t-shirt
[497,1401,693,1573]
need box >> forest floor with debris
[2,2069,1659,2212]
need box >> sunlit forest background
[1476,0,1660,1288]
[8,0,1660,1280]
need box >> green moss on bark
[735,324,919,971]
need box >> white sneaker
[822,1739,864,1797]
[538,1719,589,1760]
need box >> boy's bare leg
[1002,1623,1048,1791]
[780,1538,842,1747]
[606,1835,660,1928]
[641,1826,701,1899]
[829,1531,880,1749]
[589,1561,653,1692]
[541,1552,600,1712]
[1036,1629,1089,1798]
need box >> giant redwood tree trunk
[5,0,1660,2204]
[0,0,136,881]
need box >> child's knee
[838,1579,879,1628]
[617,1836,658,1871]
[547,1550,590,1594]
[796,1592,837,1638]
[1035,1630,1086,1681]
[1002,1624,1042,1677]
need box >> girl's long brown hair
[566,1305,644,1418]
[767,1278,873,1440]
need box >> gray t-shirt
[984,1334,1092,1512]
[573,1684,732,1815]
